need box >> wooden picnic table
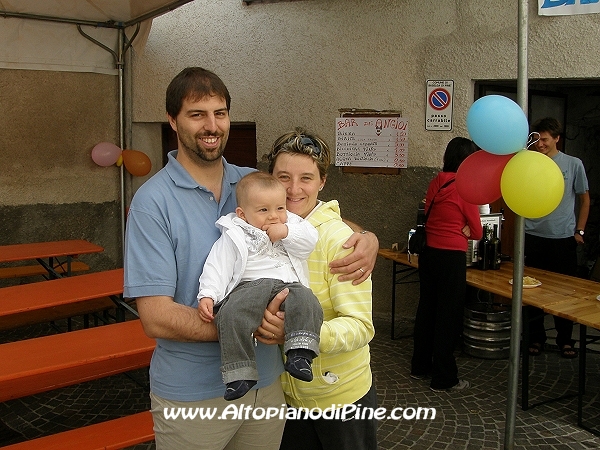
[378,248,600,433]
[0,239,104,263]
[0,239,103,279]
[378,249,600,313]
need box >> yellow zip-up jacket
[281,200,374,409]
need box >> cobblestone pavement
[1,316,600,449]
[374,319,600,450]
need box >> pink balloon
[456,150,514,205]
[91,142,122,167]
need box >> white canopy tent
[0,0,196,247]
[0,0,195,75]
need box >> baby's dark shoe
[224,379,257,401]
[285,349,315,382]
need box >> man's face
[168,94,230,163]
[534,131,559,157]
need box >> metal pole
[77,24,139,261]
[504,0,528,448]
[505,218,524,449]
[118,30,126,258]
[0,10,122,28]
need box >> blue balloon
[466,95,529,155]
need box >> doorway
[476,80,600,272]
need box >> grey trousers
[215,278,323,384]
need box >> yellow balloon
[500,150,564,219]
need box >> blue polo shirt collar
[164,150,238,193]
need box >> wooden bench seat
[0,269,124,329]
[1,411,154,450]
[0,319,155,402]
[0,296,116,331]
[0,261,90,280]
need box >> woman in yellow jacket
[264,128,377,450]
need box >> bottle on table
[478,225,490,270]
[489,224,501,270]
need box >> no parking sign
[426,80,454,131]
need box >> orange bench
[0,296,116,331]
[1,411,154,450]
[0,319,155,402]
[0,260,90,280]
[0,269,125,330]
[0,240,104,263]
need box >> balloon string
[527,132,539,150]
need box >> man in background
[525,117,589,359]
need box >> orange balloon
[122,149,151,177]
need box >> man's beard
[180,132,228,163]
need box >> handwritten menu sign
[335,116,408,168]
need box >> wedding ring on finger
[359,268,365,274]
[271,333,275,339]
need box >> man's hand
[254,288,288,345]
[329,230,379,285]
[198,297,215,323]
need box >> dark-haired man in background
[525,117,589,359]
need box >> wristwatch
[576,229,585,236]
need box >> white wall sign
[538,0,600,16]
[335,116,408,168]
[425,80,454,131]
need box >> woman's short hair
[267,128,331,179]
[443,137,477,172]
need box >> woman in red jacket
[410,137,483,392]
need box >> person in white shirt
[198,171,323,400]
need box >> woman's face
[271,152,325,219]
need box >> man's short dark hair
[166,67,231,118]
[531,117,562,139]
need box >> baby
[198,172,323,401]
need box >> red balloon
[122,149,152,177]
[456,150,514,205]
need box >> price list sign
[335,116,408,168]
